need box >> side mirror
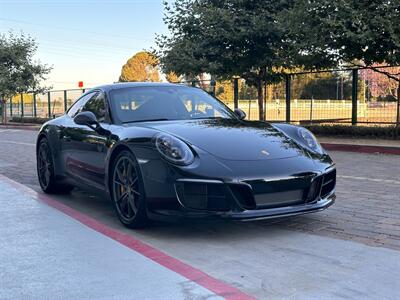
[74,111,111,136]
[234,108,246,120]
[74,111,99,127]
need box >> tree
[300,76,352,100]
[215,80,234,102]
[119,51,160,82]
[284,0,400,124]
[165,71,180,83]
[360,66,400,100]
[0,32,51,124]
[156,0,295,120]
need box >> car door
[62,91,111,188]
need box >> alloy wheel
[112,156,141,221]
[38,141,52,189]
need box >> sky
[0,0,168,89]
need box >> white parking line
[0,129,21,133]
[339,175,400,185]
[0,140,35,146]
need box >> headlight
[297,128,324,154]
[155,133,194,165]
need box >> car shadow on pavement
[49,186,319,243]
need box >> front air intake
[321,169,336,198]
[175,182,231,211]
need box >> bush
[377,95,397,102]
[305,124,400,140]
[10,117,49,124]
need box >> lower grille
[248,177,312,209]
[255,190,304,208]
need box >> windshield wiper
[191,116,226,120]
[123,118,171,123]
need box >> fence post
[233,78,239,109]
[64,90,68,112]
[310,97,314,123]
[209,79,216,96]
[285,74,291,123]
[20,93,24,118]
[9,99,12,116]
[47,92,51,118]
[33,93,37,117]
[352,69,358,125]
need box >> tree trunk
[1,99,6,125]
[396,82,400,127]
[263,82,267,121]
[257,79,264,121]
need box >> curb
[0,174,255,300]
[322,143,400,155]
[0,125,40,131]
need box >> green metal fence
[5,66,400,126]
[182,67,400,126]
[8,88,88,119]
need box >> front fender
[37,121,64,177]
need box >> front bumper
[150,193,335,221]
[224,193,335,221]
[149,167,336,221]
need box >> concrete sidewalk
[0,177,245,300]
[1,171,400,299]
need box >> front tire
[110,150,148,228]
[37,137,73,194]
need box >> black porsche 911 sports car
[36,82,336,228]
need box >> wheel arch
[36,132,47,153]
[36,126,65,178]
[105,143,133,192]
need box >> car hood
[130,119,305,161]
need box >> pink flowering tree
[360,66,400,100]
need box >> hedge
[10,117,49,124]
[305,124,400,140]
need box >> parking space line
[0,129,21,133]
[338,175,400,185]
[0,140,35,146]
[0,174,254,300]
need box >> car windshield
[109,86,237,123]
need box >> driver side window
[67,92,97,118]
[81,92,108,123]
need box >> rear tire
[37,137,73,194]
[110,150,148,228]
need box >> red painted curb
[0,125,40,131]
[0,174,255,300]
[322,143,400,155]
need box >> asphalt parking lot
[1,128,400,299]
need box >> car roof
[92,82,191,93]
